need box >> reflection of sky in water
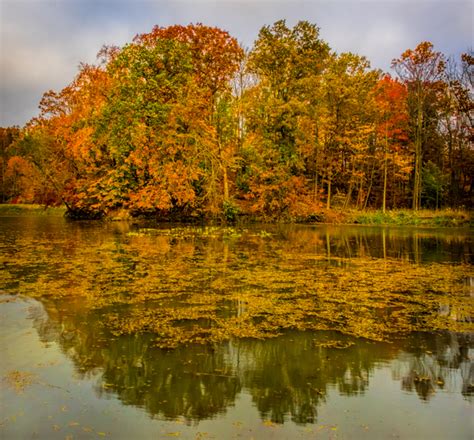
[1,297,472,439]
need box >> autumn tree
[438,52,474,206]
[134,24,244,214]
[373,76,411,211]
[20,24,243,218]
[317,53,379,209]
[0,126,45,204]
[242,20,330,217]
[13,59,113,214]
[0,127,20,202]
[392,42,446,210]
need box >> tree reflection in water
[3,218,472,428]
[393,332,473,402]
[31,299,473,424]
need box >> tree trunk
[364,161,375,210]
[223,166,229,201]
[326,178,331,210]
[412,97,423,210]
[344,183,353,209]
[313,146,319,202]
[382,129,388,213]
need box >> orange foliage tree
[373,75,411,210]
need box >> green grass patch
[349,209,472,227]
[0,204,66,216]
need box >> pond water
[0,216,473,439]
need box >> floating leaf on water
[2,371,37,394]
[2,226,472,350]
[312,340,355,349]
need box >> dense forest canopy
[1,21,473,219]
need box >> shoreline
[0,203,472,228]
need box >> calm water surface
[0,216,473,439]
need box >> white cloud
[1,0,472,126]
[0,0,138,125]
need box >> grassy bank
[0,204,66,216]
[343,208,473,227]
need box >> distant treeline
[1,21,472,219]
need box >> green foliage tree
[242,20,330,217]
[422,161,447,209]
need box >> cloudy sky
[1,0,472,126]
